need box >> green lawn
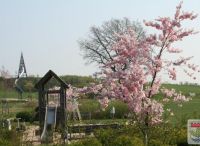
[0,99,37,119]
[1,83,200,125]
[163,84,200,95]
[160,84,200,123]
[0,90,37,99]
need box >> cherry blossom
[96,1,198,125]
[90,2,198,145]
[69,2,198,145]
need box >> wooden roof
[35,70,68,89]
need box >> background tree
[24,81,34,100]
[0,66,11,90]
[79,18,146,71]
[0,66,10,79]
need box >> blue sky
[0,0,199,83]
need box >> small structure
[15,52,27,98]
[110,106,115,119]
[17,52,28,78]
[35,70,69,143]
[67,96,82,121]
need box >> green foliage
[69,138,102,146]
[78,99,129,120]
[106,100,129,118]
[69,135,144,146]
[176,128,188,146]
[0,75,94,95]
[61,75,95,88]
[91,122,190,146]
[94,128,115,146]
[15,103,38,122]
[0,128,21,146]
[21,77,39,92]
[147,122,189,146]
[16,111,34,122]
[79,99,99,113]
[24,80,34,92]
[112,135,144,146]
[94,128,144,146]
[149,140,169,146]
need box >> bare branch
[79,18,146,70]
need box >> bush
[94,128,115,146]
[147,123,189,146]
[69,138,102,146]
[16,111,34,122]
[149,139,169,146]
[112,135,144,146]
[94,128,145,146]
[176,128,188,146]
[93,123,189,146]
[0,128,21,146]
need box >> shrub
[93,123,189,145]
[0,128,21,146]
[16,111,34,122]
[69,138,102,146]
[149,139,169,146]
[112,135,144,146]
[0,139,10,146]
[147,123,189,146]
[176,128,188,146]
[131,137,144,146]
[94,128,115,146]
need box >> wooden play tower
[35,70,69,143]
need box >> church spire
[18,52,27,78]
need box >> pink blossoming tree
[85,2,198,145]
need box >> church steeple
[17,52,27,78]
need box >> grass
[163,84,200,96]
[0,100,37,119]
[153,84,200,124]
[164,98,200,124]
[1,83,200,125]
[0,90,38,118]
[0,89,37,99]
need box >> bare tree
[79,18,146,70]
[0,66,11,90]
[0,66,10,79]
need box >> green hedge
[16,111,34,122]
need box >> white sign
[188,119,200,144]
